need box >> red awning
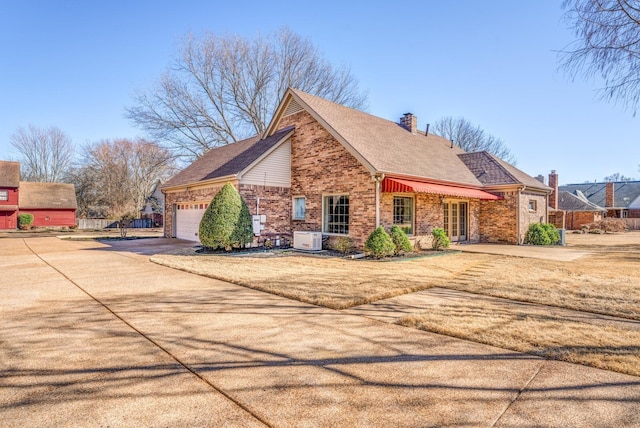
[382,178,502,200]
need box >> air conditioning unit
[293,231,322,251]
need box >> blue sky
[1,1,638,185]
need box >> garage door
[175,205,206,242]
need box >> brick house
[162,88,551,248]
[0,161,77,229]
[558,180,640,219]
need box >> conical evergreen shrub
[364,226,395,259]
[199,183,253,250]
[389,225,413,255]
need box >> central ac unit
[293,231,322,251]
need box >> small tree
[431,227,451,250]
[389,225,413,255]
[199,183,253,250]
[364,226,395,259]
[333,236,354,255]
[18,213,34,230]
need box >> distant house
[162,88,551,248]
[558,180,640,219]
[140,180,164,226]
[0,161,77,229]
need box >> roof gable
[162,126,294,190]
[0,161,20,188]
[268,89,485,187]
[18,182,77,209]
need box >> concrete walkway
[455,242,590,261]
[1,237,638,427]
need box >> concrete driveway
[1,237,639,427]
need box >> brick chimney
[605,182,615,207]
[548,170,558,210]
[400,113,417,134]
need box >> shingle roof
[458,152,550,191]
[288,89,485,186]
[162,126,294,189]
[557,191,606,212]
[558,181,640,208]
[18,182,77,209]
[0,161,20,188]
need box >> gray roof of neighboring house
[558,181,640,208]
[0,161,20,188]
[458,151,551,191]
[557,191,606,212]
[18,181,77,209]
[162,126,294,189]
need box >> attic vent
[283,98,303,117]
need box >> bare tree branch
[10,125,74,182]
[560,0,640,113]
[126,27,368,159]
[433,116,517,164]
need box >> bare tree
[10,125,74,182]
[433,116,517,164]
[560,0,640,113]
[73,139,176,224]
[604,172,636,182]
[127,27,368,158]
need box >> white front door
[175,204,206,242]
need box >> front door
[444,201,468,242]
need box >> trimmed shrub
[525,223,560,245]
[431,227,450,250]
[18,213,34,230]
[389,225,413,255]
[333,236,354,254]
[364,226,395,259]
[199,183,253,250]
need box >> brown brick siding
[519,192,547,242]
[164,183,291,244]
[565,211,601,229]
[479,191,519,244]
[548,210,565,229]
[279,110,376,249]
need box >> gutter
[161,174,238,193]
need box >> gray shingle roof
[162,126,294,189]
[0,161,20,188]
[558,181,640,208]
[557,191,606,212]
[18,182,77,209]
[458,152,550,191]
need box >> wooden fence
[77,219,153,229]
[623,218,640,230]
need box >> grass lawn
[151,231,640,376]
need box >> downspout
[516,185,525,244]
[373,173,385,227]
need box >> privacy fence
[77,219,153,229]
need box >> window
[528,200,537,211]
[0,190,7,201]
[293,197,306,220]
[323,195,349,234]
[393,196,414,234]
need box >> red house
[0,161,20,230]
[0,161,77,230]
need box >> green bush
[525,223,560,245]
[431,227,450,250]
[389,225,413,255]
[333,236,354,254]
[18,213,34,230]
[199,183,254,250]
[364,226,395,259]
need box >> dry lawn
[152,231,640,376]
[151,251,486,309]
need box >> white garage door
[175,205,206,242]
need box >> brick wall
[278,110,376,248]
[565,211,601,229]
[478,191,519,244]
[519,192,547,242]
[548,210,565,229]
